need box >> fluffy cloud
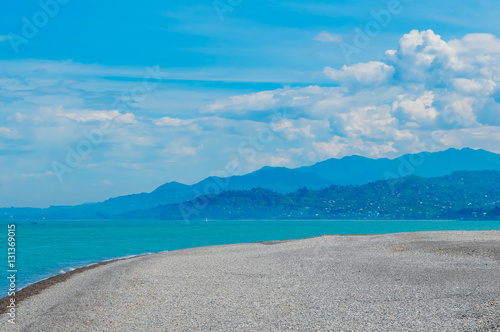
[312,136,346,158]
[330,105,413,141]
[154,117,190,126]
[58,109,136,124]
[197,29,500,163]
[392,91,438,125]
[2,30,500,207]
[323,61,395,86]
[201,91,278,114]
[0,127,16,138]
[201,86,334,115]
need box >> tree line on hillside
[120,170,500,221]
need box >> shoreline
[1,234,340,313]
[2,229,499,316]
[0,253,152,315]
[0,229,445,310]
[2,230,499,330]
[2,232,378,313]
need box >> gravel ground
[2,231,500,331]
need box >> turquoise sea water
[2,219,500,297]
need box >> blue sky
[1,0,500,207]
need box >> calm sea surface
[3,219,500,296]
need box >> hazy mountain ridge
[122,170,500,221]
[2,148,500,220]
[296,148,500,184]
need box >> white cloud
[323,61,395,87]
[312,136,346,158]
[56,108,136,124]
[443,97,478,127]
[7,113,27,122]
[3,29,500,207]
[154,117,187,126]
[314,31,342,43]
[433,126,500,154]
[161,140,198,157]
[271,118,324,140]
[201,91,278,114]
[269,156,291,166]
[0,127,13,137]
[197,29,500,166]
[392,91,438,125]
[453,78,496,94]
[201,86,337,115]
[395,29,466,76]
[449,33,500,56]
[330,105,413,141]
[314,137,399,160]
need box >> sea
[2,219,500,297]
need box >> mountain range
[2,148,500,220]
[121,170,500,221]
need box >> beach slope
[3,231,500,331]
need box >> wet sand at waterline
[2,231,500,331]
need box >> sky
[1,0,500,207]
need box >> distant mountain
[296,148,500,185]
[121,170,500,221]
[0,167,333,220]
[97,181,194,214]
[2,148,500,220]
[198,166,333,193]
[98,166,333,213]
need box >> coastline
[0,253,152,315]
[0,229,458,312]
[3,233,375,313]
[2,229,500,315]
[0,231,391,311]
[2,230,500,330]
[1,233,340,313]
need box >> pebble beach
[2,231,500,331]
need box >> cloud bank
[204,29,500,158]
[1,29,500,206]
